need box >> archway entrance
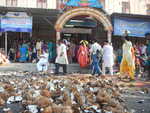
[55,7,113,42]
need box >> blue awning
[113,14,150,37]
[1,12,32,33]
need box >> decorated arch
[55,7,113,42]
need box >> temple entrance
[55,7,113,43]
[61,15,108,45]
[55,7,113,63]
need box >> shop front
[112,13,150,49]
[0,7,59,55]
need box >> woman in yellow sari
[120,36,135,80]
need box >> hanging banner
[113,17,150,37]
[66,0,103,8]
[1,12,32,33]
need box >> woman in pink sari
[77,40,89,68]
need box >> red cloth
[77,45,89,68]
[16,51,20,59]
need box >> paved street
[0,63,90,74]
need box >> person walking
[55,39,69,75]
[120,36,135,80]
[102,41,114,75]
[90,39,102,75]
[77,40,89,68]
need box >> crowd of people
[133,41,150,77]
[0,35,150,80]
[54,38,114,76]
[7,40,56,63]
[116,37,150,80]
[53,36,150,80]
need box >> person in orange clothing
[77,40,89,68]
[120,36,135,80]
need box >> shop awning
[1,12,32,33]
[112,13,150,38]
[0,6,60,32]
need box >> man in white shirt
[90,40,102,55]
[37,49,49,72]
[90,40,102,75]
[102,41,114,75]
[55,39,69,75]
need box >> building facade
[1,0,150,15]
[0,0,57,9]
[56,0,150,15]
[105,0,150,15]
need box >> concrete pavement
[0,63,91,74]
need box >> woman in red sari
[77,40,89,68]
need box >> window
[122,2,130,13]
[37,0,47,8]
[147,4,150,15]
[56,0,68,9]
[6,0,17,7]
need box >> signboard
[66,19,97,28]
[62,28,92,34]
[113,17,150,37]
[66,0,102,8]
[1,12,32,32]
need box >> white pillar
[5,32,7,56]
[56,31,61,41]
[107,31,112,43]
[30,32,32,38]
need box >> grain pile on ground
[0,73,131,113]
